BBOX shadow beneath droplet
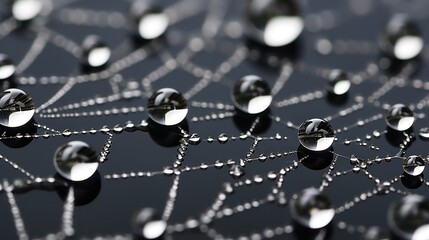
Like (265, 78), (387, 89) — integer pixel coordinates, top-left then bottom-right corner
(298, 145), (334, 170)
(378, 54), (422, 78)
(292, 221), (332, 240)
(326, 91), (349, 106)
(385, 127), (414, 148)
(232, 109), (272, 134)
(148, 118), (189, 147)
(80, 62), (109, 74)
(0, 118), (37, 148)
(0, 77), (16, 90)
(245, 37), (302, 69)
(56, 171), (102, 206)
(401, 172), (423, 189)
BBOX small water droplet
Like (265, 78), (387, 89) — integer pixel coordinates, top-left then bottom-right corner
(82, 35), (111, 68)
(218, 133), (228, 144)
(229, 165), (245, 178)
(132, 208), (167, 239)
(232, 75), (272, 114)
(327, 69), (351, 95)
(189, 133), (201, 145)
(131, 1), (169, 40)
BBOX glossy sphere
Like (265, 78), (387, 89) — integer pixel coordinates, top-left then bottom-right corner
(82, 35), (111, 68)
(0, 88), (35, 127)
(298, 118), (335, 151)
(232, 75), (272, 114)
(131, 0), (169, 40)
(403, 155), (425, 176)
(132, 208), (167, 239)
(326, 69), (350, 95)
(380, 14), (423, 60)
(244, 0), (303, 47)
(147, 88), (188, 126)
(0, 54), (15, 80)
(386, 104), (414, 131)
(53, 141), (99, 182)
(290, 187), (335, 229)
(388, 194), (429, 240)
(12, 0), (43, 21)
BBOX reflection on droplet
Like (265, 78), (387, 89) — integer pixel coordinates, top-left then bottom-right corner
(298, 118), (335, 151)
(385, 104), (414, 131)
(245, 0), (303, 47)
(131, 0), (169, 40)
(132, 208), (167, 239)
(53, 141), (99, 182)
(388, 194), (429, 240)
(12, 0), (43, 21)
(82, 35), (111, 68)
(0, 54), (15, 80)
(403, 155), (425, 176)
(326, 69), (350, 96)
(290, 187), (335, 229)
(380, 14), (423, 60)
(0, 88), (35, 128)
(419, 128), (429, 140)
(232, 75), (272, 114)
(147, 88), (188, 126)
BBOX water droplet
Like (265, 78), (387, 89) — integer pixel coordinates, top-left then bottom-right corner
(214, 160), (224, 168)
(253, 175), (263, 183)
(229, 165), (245, 178)
(0, 88), (35, 127)
(131, 1), (169, 40)
(218, 133), (228, 144)
(232, 75), (272, 114)
(267, 171), (277, 180)
(403, 155), (425, 176)
(326, 69), (351, 95)
(386, 104), (415, 131)
(258, 154), (267, 162)
(132, 208), (167, 239)
(419, 128), (429, 140)
(298, 118), (335, 151)
(53, 141), (99, 181)
(388, 195), (429, 240)
(244, 0), (303, 47)
(290, 187), (335, 229)
(12, 0), (43, 21)
(380, 14), (423, 60)
(147, 88), (188, 126)
(82, 35), (111, 68)
(0, 54), (15, 80)
(373, 130), (381, 138)
(163, 167), (174, 176)
(188, 133), (201, 145)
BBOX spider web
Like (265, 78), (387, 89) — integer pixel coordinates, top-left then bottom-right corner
(0, 0), (429, 239)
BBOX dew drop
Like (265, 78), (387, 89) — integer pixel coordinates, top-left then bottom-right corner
(0, 54), (15, 80)
(385, 104), (414, 131)
(53, 141), (99, 181)
(232, 75), (272, 114)
(403, 155), (425, 176)
(147, 88), (188, 126)
(218, 133), (228, 144)
(0, 88), (35, 128)
(131, 0), (169, 40)
(81, 35), (111, 68)
(298, 118), (335, 151)
(229, 165), (245, 178)
(132, 208), (167, 239)
(326, 69), (351, 95)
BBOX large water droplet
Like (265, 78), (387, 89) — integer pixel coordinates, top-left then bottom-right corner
(0, 54), (15, 80)
(0, 88), (35, 128)
(53, 141), (99, 182)
(12, 0), (43, 21)
(82, 35), (111, 68)
(244, 0), (303, 47)
(380, 14), (423, 60)
(298, 118), (335, 151)
(326, 69), (350, 96)
(388, 194), (429, 240)
(385, 104), (414, 131)
(132, 208), (167, 239)
(232, 75), (272, 114)
(131, 0), (169, 40)
(290, 187), (335, 229)
(403, 155), (425, 176)
(147, 88), (188, 126)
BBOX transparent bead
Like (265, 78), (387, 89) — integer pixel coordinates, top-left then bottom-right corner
(298, 118), (335, 151)
(0, 54), (15, 80)
(132, 208), (167, 239)
(147, 88), (188, 126)
(290, 187), (335, 229)
(326, 69), (350, 95)
(380, 14), (423, 60)
(0, 88), (35, 128)
(11, 0), (43, 21)
(403, 155), (425, 176)
(385, 104), (414, 131)
(53, 141), (99, 182)
(388, 194), (429, 240)
(131, 0), (169, 40)
(244, 0), (303, 47)
(81, 35), (111, 68)
(232, 75), (272, 114)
